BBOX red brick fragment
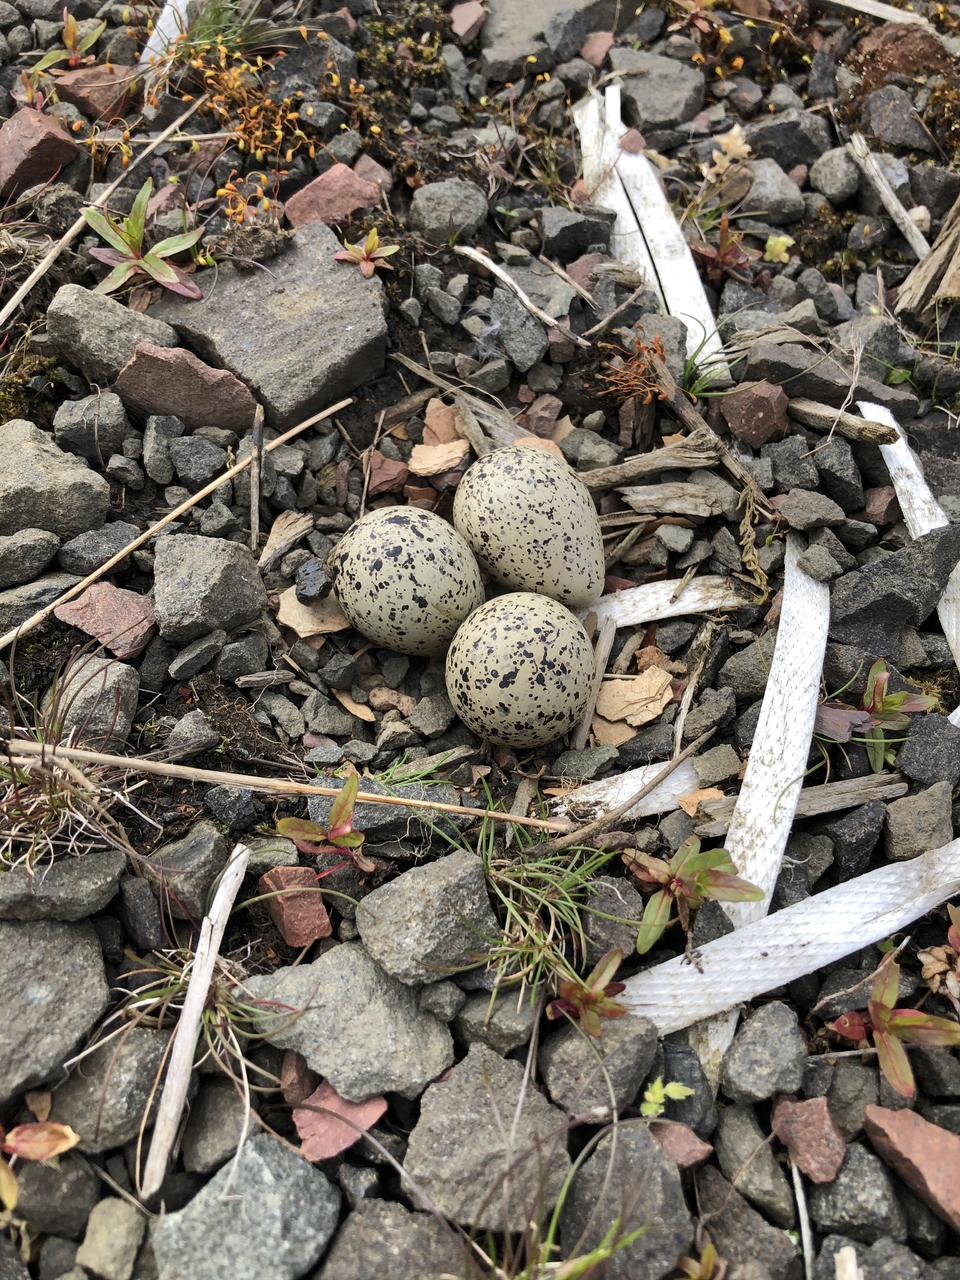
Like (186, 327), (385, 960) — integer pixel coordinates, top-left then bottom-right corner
(54, 582), (155, 659)
(0, 108), (78, 202)
(353, 153), (394, 193)
(863, 1103), (960, 1231)
(54, 64), (141, 120)
(581, 30), (615, 68)
(285, 163), (380, 228)
(719, 380), (790, 448)
(367, 451), (409, 496)
(771, 1094), (846, 1183)
(649, 1120), (714, 1169)
(860, 485), (901, 527)
(280, 1050), (321, 1106)
(114, 342), (257, 431)
(450, 0), (485, 43)
(258, 865), (332, 948)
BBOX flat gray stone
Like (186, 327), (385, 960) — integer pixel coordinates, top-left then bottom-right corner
(0, 919), (108, 1107)
(540, 1012), (658, 1118)
(714, 1103), (795, 1228)
(149, 222), (387, 430)
(0, 847), (126, 921)
(318, 1200), (463, 1280)
(884, 781), (953, 861)
(58, 521), (140, 575)
(182, 1079), (248, 1173)
(809, 1144), (907, 1244)
(608, 47), (705, 129)
(14, 1151), (100, 1239)
(582, 875), (644, 965)
(0, 420), (110, 539)
(53, 391), (131, 464)
(492, 285), (548, 371)
(153, 534), (267, 644)
(355, 849), (498, 985)
(480, 0), (618, 79)
(141, 820), (230, 920)
(453, 989), (538, 1053)
(308, 772), (468, 845)
(243, 835), (299, 878)
(244, 943), (453, 1101)
(47, 283), (178, 386)
(810, 147), (859, 203)
(76, 1198), (145, 1280)
(152, 1133), (340, 1280)
(748, 158), (804, 223)
(697, 1165), (800, 1280)
(43, 653), (139, 750)
(720, 1001), (806, 1104)
(404, 1042), (571, 1231)
(0, 528), (60, 588)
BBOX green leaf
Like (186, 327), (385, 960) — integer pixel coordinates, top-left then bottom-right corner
(83, 206), (134, 255)
(887, 1010), (960, 1046)
(31, 47), (68, 72)
(327, 773), (359, 835)
(873, 956), (901, 1010)
(78, 18), (106, 50)
(863, 725), (887, 774)
(873, 1028), (915, 1098)
(663, 1080), (695, 1100)
(636, 889), (673, 955)
(698, 871), (765, 903)
(93, 260), (141, 294)
(885, 368), (913, 386)
(125, 178), (152, 253)
(584, 948), (623, 994)
(151, 227), (205, 257)
(276, 817), (327, 841)
(670, 835), (702, 878)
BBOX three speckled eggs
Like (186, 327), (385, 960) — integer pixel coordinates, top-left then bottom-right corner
(329, 447), (605, 746)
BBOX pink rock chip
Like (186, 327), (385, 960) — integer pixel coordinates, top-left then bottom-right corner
(353, 153), (394, 194)
(0, 108), (78, 202)
(860, 485), (901, 526)
(864, 1103), (960, 1231)
(293, 1080), (387, 1160)
(281, 1049), (322, 1107)
(54, 582), (155, 659)
(771, 1094), (846, 1183)
(720, 380), (790, 448)
(367, 451), (409, 496)
(450, 0), (485, 43)
(524, 393), (563, 438)
(581, 31), (615, 68)
(258, 865), (333, 948)
(649, 1120), (714, 1169)
(285, 163), (380, 228)
(564, 252), (604, 293)
(54, 64), (141, 120)
(114, 342), (257, 432)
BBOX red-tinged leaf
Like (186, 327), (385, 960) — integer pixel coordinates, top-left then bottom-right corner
(863, 660), (888, 715)
(636, 889), (674, 955)
(698, 871), (765, 902)
(546, 996), (575, 1022)
(947, 904), (960, 952)
(334, 249), (361, 263)
(0, 1158), (16, 1211)
(94, 260), (141, 294)
(595, 996), (627, 1020)
(293, 1080), (386, 1161)
(873, 1028), (915, 1098)
(83, 206), (134, 255)
(88, 245), (131, 266)
(685, 849), (739, 876)
(358, 259), (376, 278)
(623, 851), (671, 885)
(580, 1005), (603, 1037)
(352, 850), (378, 874)
(290, 838), (330, 855)
(886, 1009), (960, 1046)
(584, 949), (623, 994)
(3, 1122), (79, 1161)
(327, 774), (359, 837)
(873, 955), (901, 1011)
(331, 830), (365, 849)
(670, 835), (702, 878)
(277, 817), (328, 842)
(832, 1010), (869, 1041)
(896, 693), (937, 714)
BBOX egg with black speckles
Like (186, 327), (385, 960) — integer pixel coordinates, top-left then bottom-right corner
(452, 447), (605, 609)
(329, 508), (484, 657)
(445, 593), (594, 748)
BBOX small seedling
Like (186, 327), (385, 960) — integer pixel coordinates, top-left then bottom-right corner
(545, 948), (627, 1037)
(764, 233), (795, 265)
(831, 955), (960, 1097)
(334, 227), (400, 278)
(690, 212), (760, 286)
(276, 773), (376, 872)
(639, 1075), (695, 1118)
(625, 835), (764, 954)
(30, 7), (105, 74)
(83, 178), (204, 299)
(678, 1242), (724, 1280)
(815, 658), (935, 772)
(917, 903), (960, 1015)
(0, 1122), (79, 1211)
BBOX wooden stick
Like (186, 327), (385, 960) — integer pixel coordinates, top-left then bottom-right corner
(581, 281), (649, 341)
(5, 738), (576, 833)
(846, 134), (931, 262)
(579, 427), (721, 490)
(0, 399), (352, 653)
(787, 397), (898, 445)
(537, 254), (598, 312)
(249, 405), (264, 555)
(895, 190), (960, 317)
(139, 842), (249, 1201)
(453, 244), (591, 349)
(569, 616), (616, 752)
(0, 96), (207, 333)
(696, 772), (907, 837)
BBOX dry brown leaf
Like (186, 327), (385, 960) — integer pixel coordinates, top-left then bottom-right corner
(409, 439), (471, 476)
(636, 646), (688, 675)
(678, 786), (725, 817)
(332, 689), (376, 722)
(591, 714), (638, 746)
(595, 668), (673, 727)
(277, 587), (351, 638)
(257, 509), (314, 570)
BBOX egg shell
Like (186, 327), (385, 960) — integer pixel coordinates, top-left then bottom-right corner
(330, 507), (484, 657)
(452, 447), (605, 608)
(445, 593), (595, 748)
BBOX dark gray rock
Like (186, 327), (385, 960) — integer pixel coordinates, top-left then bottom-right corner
(797, 545), (844, 583)
(204, 784), (259, 830)
(813, 1236), (927, 1280)
(44, 653), (139, 750)
(50, 1027), (173, 1153)
(896, 714), (960, 787)
(308, 773), (467, 845)
(809, 1143), (907, 1243)
(827, 1058), (879, 1141)
(661, 1040), (718, 1137)
(406, 692), (456, 739)
(14, 1152), (100, 1239)
(582, 875), (644, 965)
(215, 632), (269, 681)
(924, 1104), (960, 1134)
(692, 898), (735, 947)
(0, 528), (60, 588)
(0, 847), (126, 921)
(910, 164), (960, 220)
(744, 106), (832, 167)
(810, 147), (859, 202)
(778, 488), (845, 530)
(884, 781), (953, 859)
(492, 285), (548, 371)
(714, 1103), (795, 1227)
(0, 1236), (28, 1279)
(149, 222), (387, 431)
(540, 1013), (658, 1118)
(0, 420), (110, 540)
(355, 849), (498, 985)
(861, 86), (935, 153)
(38, 1235), (78, 1279)
(168, 436), (227, 491)
(58, 521), (140, 575)
(142, 414), (184, 485)
(683, 684), (737, 739)
(153, 534), (268, 644)
(820, 801), (886, 880)
(720, 1001), (806, 1103)
(409, 178), (488, 244)
(245, 943), (453, 1101)
(797, 266), (840, 322)
(718, 630), (777, 702)
(47, 283), (178, 386)
(912, 1046), (960, 1098)
(317, 1200), (463, 1280)
(141, 820), (230, 919)
(453, 988), (537, 1053)
(608, 47), (705, 129)
(53, 391), (131, 463)
(829, 526), (960, 663)
(419, 979), (466, 1022)
(748, 158), (804, 223)
(815, 437), (865, 513)
(165, 708), (220, 756)
(0, 574), (81, 633)
(404, 1042), (571, 1231)
(560, 1121), (692, 1279)
(152, 1133), (340, 1280)
(243, 835), (299, 878)
(697, 1165), (800, 1279)
(167, 630), (227, 682)
(182, 1079), (248, 1173)
(762, 435), (819, 492)
(117, 875), (165, 952)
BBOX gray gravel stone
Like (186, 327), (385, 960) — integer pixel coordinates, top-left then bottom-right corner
(243, 835), (299, 877)
(153, 534), (268, 644)
(540, 1012), (658, 1119)
(409, 178), (488, 243)
(718, 630), (777, 702)
(76, 1199), (145, 1280)
(152, 1133), (340, 1280)
(419, 979), (467, 1021)
(453, 989), (538, 1053)
(47, 284), (178, 386)
(14, 1151), (100, 1239)
(582, 875), (644, 965)
(748, 158), (804, 223)
(662, 1039), (718, 1137)
(355, 849), (497, 985)
(165, 709), (220, 756)
(168, 436), (227, 491)
(560, 1121), (693, 1279)
(720, 1001), (806, 1103)
(861, 85), (934, 153)
(150, 222), (387, 431)
(715, 1104), (795, 1227)
(58, 521), (140, 575)
(778, 488), (845, 531)
(53, 392), (131, 465)
(167, 630), (227, 682)
(814, 1236), (926, 1280)
(404, 1042), (571, 1232)
(810, 147), (860, 202)
(117, 875), (164, 952)
(406, 692), (456, 739)
(44, 653), (139, 750)
(912, 1046), (960, 1097)
(308, 773), (468, 845)
(821, 801), (886, 880)
(744, 106), (832, 168)
(38, 1236), (78, 1279)
(696, 1165), (800, 1280)
(245, 943), (453, 1101)
(0, 420), (110, 539)
(50, 1028), (174, 1153)
(318, 1200), (463, 1280)
(809, 1143), (907, 1243)
(896, 714), (960, 787)
(182, 1079), (248, 1173)
(0, 847), (126, 921)
(884, 781), (953, 860)
(141, 820), (230, 919)
(492, 285), (548, 371)
(609, 46), (705, 129)
(142, 414), (184, 485)
(0, 528), (60, 588)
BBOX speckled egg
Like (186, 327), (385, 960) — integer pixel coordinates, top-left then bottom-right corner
(445, 593), (594, 748)
(330, 508), (484, 657)
(452, 447), (605, 608)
